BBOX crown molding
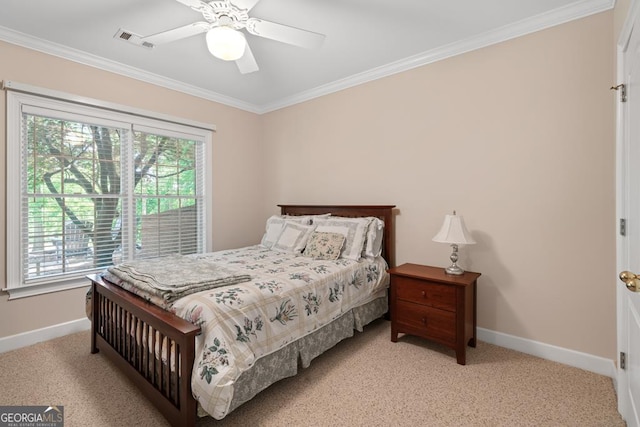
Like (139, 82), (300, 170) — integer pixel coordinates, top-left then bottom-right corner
(259, 0), (615, 113)
(0, 26), (261, 114)
(0, 0), (615, 115)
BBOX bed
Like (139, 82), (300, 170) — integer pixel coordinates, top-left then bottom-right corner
(88, 204), (395, 426)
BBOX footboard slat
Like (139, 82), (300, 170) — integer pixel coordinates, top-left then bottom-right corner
(172, 344), (179, 404)
(89, 274), (200, 427)
(150, 325), (156, 387)
(158, 330), (165, 394)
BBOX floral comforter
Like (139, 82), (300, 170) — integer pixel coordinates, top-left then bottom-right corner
(164, 245), (389, 419)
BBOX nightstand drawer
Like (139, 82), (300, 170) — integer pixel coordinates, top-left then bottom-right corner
(394, 276), (456, 311)
(395, 300), (456, 344)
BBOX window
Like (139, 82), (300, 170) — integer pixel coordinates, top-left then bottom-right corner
(5, 86), (213, 298)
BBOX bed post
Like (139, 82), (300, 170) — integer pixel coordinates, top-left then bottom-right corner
(91, 281), (99, 354)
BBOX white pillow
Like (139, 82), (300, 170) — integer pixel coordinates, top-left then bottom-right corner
(313, 217), (370, 261)
(284, 213), (331, 224)
(272, 222), (316, 254)
(363, 217), (385, 259)
(261, 215), (310, 248)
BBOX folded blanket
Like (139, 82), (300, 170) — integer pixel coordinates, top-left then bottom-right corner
(107, 254), (251, 306)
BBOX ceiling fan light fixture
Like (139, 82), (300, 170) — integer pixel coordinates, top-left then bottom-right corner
(206, 26), (246, 61)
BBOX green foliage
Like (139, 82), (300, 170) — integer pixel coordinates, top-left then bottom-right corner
(25, 113), (200, 271)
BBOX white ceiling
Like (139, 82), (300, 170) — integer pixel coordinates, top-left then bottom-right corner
(0, 0), (613, 113)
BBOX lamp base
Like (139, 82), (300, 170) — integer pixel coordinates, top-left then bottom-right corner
(444, 243), (465, 275)
(444, 265), (465, 275)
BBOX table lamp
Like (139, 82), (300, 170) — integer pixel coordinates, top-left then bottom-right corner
(432, 211), (476, 275)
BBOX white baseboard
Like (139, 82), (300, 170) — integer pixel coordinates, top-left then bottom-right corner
(478, 327), (617, 379)
(0, 318), (91, 354)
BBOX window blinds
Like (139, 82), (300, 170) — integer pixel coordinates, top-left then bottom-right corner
(6, 89), (210, 293)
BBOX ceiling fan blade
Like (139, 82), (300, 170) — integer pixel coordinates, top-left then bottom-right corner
(142, 22), (211, 45)
(175, 0), (214, 15)
(246, 18), (325, 49)
(236, 43), (259, 74)
(175, 0), (206, 10)
(230, 0), (261, 12)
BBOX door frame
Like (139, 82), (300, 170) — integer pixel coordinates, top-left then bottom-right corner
(617, 0), (640, 423)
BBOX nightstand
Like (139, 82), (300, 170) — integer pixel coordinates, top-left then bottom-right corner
(389, 263), (481, 365)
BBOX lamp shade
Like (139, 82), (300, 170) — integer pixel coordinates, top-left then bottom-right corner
(206, 26), (246, 61)
(432, 213), (476, 245)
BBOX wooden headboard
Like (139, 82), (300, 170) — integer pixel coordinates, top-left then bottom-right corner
(278, 204), (396, 268)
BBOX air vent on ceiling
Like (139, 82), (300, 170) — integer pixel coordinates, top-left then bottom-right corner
(114, 28), (155, 49)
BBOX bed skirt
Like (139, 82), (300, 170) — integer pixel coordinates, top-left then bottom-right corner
(214, 294), (387, 417)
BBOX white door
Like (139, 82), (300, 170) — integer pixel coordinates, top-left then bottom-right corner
(618, 2), (640, 425)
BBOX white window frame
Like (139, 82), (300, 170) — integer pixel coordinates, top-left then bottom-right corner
(4, 81), (214, 299)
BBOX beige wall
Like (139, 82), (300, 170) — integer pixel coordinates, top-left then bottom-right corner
(0, 9), (620, 361)
(614, 0), (631, 38)
(262, 11), (616, 359)
(0, 41), (266, 337)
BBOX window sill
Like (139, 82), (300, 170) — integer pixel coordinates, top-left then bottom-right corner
(3, 278), (91, 300)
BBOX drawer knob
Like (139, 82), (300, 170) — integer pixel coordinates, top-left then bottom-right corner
(421, 317), (427, 325)
(421, 291), (426, 298)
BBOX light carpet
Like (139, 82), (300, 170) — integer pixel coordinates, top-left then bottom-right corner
(0, 319), (624, 426)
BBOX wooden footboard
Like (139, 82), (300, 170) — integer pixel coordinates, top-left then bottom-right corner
(89, 274), (200, 427)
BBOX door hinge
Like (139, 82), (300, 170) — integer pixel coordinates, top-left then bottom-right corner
(611, 84), (627, 102)
(620, 218), (627, 236)
(621, 351), (626, 370)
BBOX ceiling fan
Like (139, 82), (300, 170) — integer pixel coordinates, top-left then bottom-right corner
(141, 0), (326, 74)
